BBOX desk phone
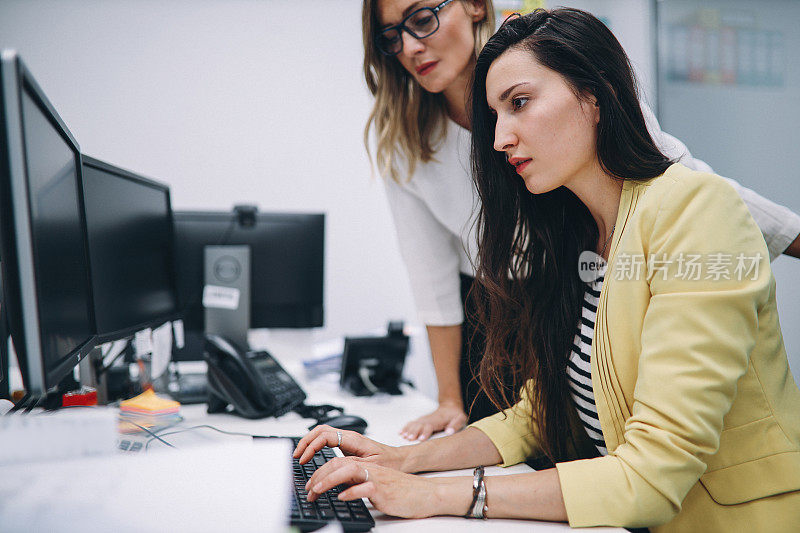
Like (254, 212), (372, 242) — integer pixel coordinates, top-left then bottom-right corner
(204, 334), (307, 419)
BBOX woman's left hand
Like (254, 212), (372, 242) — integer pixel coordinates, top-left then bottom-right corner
(305, 456), (445, 519)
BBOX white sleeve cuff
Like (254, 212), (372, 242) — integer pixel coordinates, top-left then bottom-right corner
(415, 308), (464, 327)
(720, 175), (800, 260)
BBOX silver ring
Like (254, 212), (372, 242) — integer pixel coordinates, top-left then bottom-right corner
(363, 469), (369, 483)
(336, 430), (342, 447)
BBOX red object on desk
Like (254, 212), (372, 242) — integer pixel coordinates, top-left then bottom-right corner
(62, 387), (98, 407)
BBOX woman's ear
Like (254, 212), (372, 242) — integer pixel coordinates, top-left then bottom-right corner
(581, 91), (601, 125)
(466, 0), (488, 22)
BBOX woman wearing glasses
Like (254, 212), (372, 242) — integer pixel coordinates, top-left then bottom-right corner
(296, 9), (800, 530)
(363, 0), (800, 442)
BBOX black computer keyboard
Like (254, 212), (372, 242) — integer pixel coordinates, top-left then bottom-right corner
(290, 438), (375, 532)
(117, 438), (144, 453)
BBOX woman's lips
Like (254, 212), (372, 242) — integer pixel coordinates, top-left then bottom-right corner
(515, 159), (532, 174)
(416, 61), (438, 76)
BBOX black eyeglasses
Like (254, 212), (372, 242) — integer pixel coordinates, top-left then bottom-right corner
(375, 0), (457, 56)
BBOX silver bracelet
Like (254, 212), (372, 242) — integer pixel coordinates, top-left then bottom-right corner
(467, 466), (488, 519)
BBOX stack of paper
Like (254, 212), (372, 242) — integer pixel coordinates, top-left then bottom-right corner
(0, 440), (292, 532)
(118, 389), (181, 434)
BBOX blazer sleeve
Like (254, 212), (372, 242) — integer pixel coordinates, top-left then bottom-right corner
(467, 382), (542, 466)
(641, 101), (800, 260)
(556, 173), (773, 528)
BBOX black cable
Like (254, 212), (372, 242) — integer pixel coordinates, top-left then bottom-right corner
(144, 423), (269, 451)
(6, 392), (31, 414)
(21, 393), (46, 414)
(292, 402), (344, 421)
(399, 378), (415, 388)
(128, 420), (177, 449)
(95, 339), (131, 378)
(217, 213), (239, 248)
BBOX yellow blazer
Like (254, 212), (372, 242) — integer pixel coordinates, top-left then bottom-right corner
(470, 164), (800, 531)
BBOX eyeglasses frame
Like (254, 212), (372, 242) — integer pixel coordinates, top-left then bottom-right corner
(375, 0), (457, 56)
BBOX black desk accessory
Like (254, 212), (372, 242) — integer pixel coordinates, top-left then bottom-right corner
(340, 321), (409, 396)
(204, 334), (307, 419)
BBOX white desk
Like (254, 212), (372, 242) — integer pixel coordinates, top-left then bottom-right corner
(3, 331), (622, 532)
(160, 345), (623, 533)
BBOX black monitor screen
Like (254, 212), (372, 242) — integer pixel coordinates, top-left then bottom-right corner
(82, 157), (178, 339)
(173, 211), (324, 337)
(21, 87), (94, 382)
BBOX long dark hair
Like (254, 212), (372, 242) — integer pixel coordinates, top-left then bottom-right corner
(470, 8), (672, 463)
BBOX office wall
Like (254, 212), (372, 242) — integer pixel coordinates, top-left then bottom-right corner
(3, 0), (796, 393)
(0, 0), (417, 345)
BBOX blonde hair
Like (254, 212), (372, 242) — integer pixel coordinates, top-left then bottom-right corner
(362, 0), (496, 183)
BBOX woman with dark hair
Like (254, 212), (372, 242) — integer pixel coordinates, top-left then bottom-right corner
(363, 0), (800, 444)
(294, 8), (800, 530)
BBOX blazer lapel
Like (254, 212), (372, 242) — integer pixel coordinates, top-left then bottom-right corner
(590, 180), (645, 452)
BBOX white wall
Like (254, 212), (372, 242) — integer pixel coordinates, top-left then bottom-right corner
(556, 0), (657, 105)
(0, 0), (417, 347)
(3, 0), (797, 393)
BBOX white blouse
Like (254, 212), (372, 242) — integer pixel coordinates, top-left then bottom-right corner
(383, 103), (800, 326)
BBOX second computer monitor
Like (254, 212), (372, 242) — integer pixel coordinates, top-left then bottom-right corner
(81, 156), (180, 341)
(173, 211), (324, 340)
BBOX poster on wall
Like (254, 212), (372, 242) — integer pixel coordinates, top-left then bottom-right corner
(666, 8), (785, 87)
(494, 0), (546, 28)
(493, 2), (611, 31)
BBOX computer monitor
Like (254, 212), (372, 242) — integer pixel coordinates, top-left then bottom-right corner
(81, 155), (180, 342)
(172, 210), (324, 360)
(0, 51), (97, 395)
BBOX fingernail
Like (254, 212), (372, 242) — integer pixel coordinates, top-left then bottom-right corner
(445, 428), (455, 435)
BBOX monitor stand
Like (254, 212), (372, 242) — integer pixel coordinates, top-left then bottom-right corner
(78, 346), (108, 405)
(203, 245), (251, 411)
(203, 245), (251, 349)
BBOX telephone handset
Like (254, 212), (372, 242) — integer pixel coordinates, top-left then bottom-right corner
(204, 334), (307, 419)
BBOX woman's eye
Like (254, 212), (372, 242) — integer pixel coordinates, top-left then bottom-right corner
(415, 15), (433, 26)
(511, 97), (529, 111)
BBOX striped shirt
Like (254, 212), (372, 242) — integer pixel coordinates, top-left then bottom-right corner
(567, 265), (608, 456)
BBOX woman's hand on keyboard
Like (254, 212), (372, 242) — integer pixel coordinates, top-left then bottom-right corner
(293, 425), (412, 472)
(305, 458), (448, 519)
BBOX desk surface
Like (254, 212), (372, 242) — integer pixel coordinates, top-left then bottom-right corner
(163, 349), (623, 533)
(4, 332), (622, 531)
